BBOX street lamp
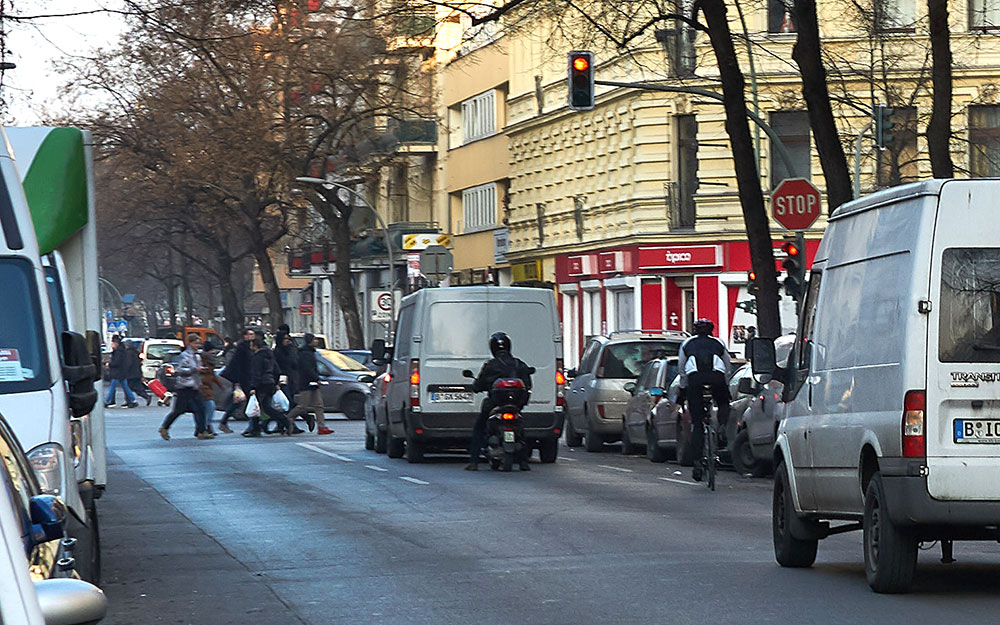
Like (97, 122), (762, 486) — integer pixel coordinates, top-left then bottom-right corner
(294, 176), (395, 340)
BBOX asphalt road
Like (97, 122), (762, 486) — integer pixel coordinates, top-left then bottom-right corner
(98, 405), (1000, 625)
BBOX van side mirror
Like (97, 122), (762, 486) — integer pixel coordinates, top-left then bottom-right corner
(737, 376), (756, 396)
(29, 495), (66, 544)
(370, 339), (386, 361)
(61, 331), (98, 418)
(34, 578), (108, 625)
(749, 337), (776, 384)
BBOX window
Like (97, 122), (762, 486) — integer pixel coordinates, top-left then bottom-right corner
(0, 259), (51, 394)
(596, 341), (681, 379)
(939, 248), (1000, 363)
(970, 0), (1000, 28)
(770, 111), (811, 187)
(658, 360), (679, 388)
(636, 361), (660, 391)
(876, 107), (919, 187)
(461, 183), (497, 232)
(578, 340), (601, 374)
(675, 114), (698, 229)
(970, 106), (1000, 177)
(768, 0), (795, 32)
(796, 272), (822, 372)
(614, 290), (634, 331)
(876, 0), (916, 30)
(394, 307), (414, 360)
(461, 90), (496, 144)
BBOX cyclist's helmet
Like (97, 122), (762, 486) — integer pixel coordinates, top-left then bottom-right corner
(693, 318), (715, 336)
(489, 332), (512, 356)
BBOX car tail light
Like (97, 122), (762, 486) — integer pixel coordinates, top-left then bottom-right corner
(382, 373), (390, 397)
(902, 390), (926, 458)
(556, 359), (566, 410)
(502, 412), (516, 420)
(165, 364), (175, 375)
(597, 404), (606, 418)
(409, 360), (420, 407)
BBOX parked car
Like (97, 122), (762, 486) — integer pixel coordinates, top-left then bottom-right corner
(290, 333), (328, 349)
(339, 349), (374, 369)
(565, 330), (688, 452)
(621, 358), (677, 457)
(316, 349), (374, 420)
(141, 339), (183, 380)
(364, 371), (390, 452)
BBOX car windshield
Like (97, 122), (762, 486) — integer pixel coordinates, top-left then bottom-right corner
(146, 344), (180, 360)
(597, 341), (680, 379)
(318, 349), (369, 371)
(940, 247), (1000, 362)
(0, 258), (50, 394)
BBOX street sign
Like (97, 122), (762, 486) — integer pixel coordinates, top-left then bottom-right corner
(771, 178), (821, 231)
(370, 290), (395, 323)
(419, 245), (453, 282)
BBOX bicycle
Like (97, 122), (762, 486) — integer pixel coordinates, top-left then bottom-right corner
(698, 384), (718, 491)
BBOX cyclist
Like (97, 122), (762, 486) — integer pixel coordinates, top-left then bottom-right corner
(677, 318), (731, 482)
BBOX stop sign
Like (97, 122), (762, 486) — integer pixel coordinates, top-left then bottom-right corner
(771, 178), (821, 231)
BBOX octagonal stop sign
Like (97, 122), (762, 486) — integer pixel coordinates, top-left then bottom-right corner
(771, 178), (821, 231)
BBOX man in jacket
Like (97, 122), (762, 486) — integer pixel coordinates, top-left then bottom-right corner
(158, 333), (211, 440)
(105, 335), (138, 408)
(286, 334), (332, 435)
(274, 330), (300, 412)
(124, 340), (151, 406)
(466, 332), (534, 471)
(220, 327), (256, 433)
(243, 337), (291, 437)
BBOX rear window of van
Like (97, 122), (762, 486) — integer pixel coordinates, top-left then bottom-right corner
(940, 247), (1000, 362)
(424, 301), (554, 367)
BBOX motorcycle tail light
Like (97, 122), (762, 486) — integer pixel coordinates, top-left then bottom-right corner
(502, 413), (516, 420)
(495, 379), (525, 388)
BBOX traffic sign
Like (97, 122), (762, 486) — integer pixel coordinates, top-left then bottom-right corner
(419, 245), (453, 282)
(370, 290), (395, 323)
(771, 178), (821, 231)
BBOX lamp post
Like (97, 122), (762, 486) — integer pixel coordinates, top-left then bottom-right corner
(294, 176), (396, 340)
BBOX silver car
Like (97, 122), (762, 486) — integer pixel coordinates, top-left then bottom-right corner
(621, 358), (679, 457)
(364, 371), (390, 452)
(564, 331), (687, 452)
(730, 336), (795, 477)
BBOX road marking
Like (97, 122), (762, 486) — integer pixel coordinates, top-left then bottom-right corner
(598, 464), (633, 473)
(297, 442), (354, 462)
(399, 476), (429, 485)
(658, 477), (698, 487)
(365, 465), (388, 472)
(557, 457), (577, 462)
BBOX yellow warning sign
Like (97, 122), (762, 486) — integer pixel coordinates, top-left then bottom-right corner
(403, 233), (451, 250)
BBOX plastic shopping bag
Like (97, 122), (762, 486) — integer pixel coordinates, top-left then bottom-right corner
(272, 389), (290, 412)
(232, 385), (247, 405)
(245, 394), (261, 418)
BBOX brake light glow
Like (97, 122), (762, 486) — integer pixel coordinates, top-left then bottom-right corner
(495, 379), (525, 388)
(556, 358), (566, 410)
(165, 364), (175, 375)
(502, 413), (516, 420)
(382, 373), (390, 397)
(409, 360), (420, 407)
(902, 390), (926, 458)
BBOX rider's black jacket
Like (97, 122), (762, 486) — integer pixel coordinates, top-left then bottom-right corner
(471, 350), (533, 395)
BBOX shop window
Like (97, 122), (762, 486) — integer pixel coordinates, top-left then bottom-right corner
(768, 0), (795, 33)
(970, 0), (1000, 29)
(674, 114), (698, 229)
(876, 107), (919, 187)
(461, 182), (497, 232)
(970, 105), (1000, 177)
(461, 90), (496, 144)
(875, 0), (917, 31)
(770, 111), (811, 188)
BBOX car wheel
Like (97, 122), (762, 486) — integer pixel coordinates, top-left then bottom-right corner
(340, 393), (365, 420)
(676, 419), (693, 466)
(365, 430), (375, 450)
(374, 425), (387, 454)
(405, 433), (425, 463)
(864, 472), (918, 593)
(621, 420), (639, 455)
(538, 438), (559, 463)
(565, 416), (584, 447)
(74, 500), (101, 586)
(584, 428), (603, 452)
(646, 425), (668, 463)
(732, 428), (767, 477)
(772, 461), (819, 568)
(387, 431), (405, 458)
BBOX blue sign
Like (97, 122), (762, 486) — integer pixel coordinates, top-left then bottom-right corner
(116, 320), (128, 335)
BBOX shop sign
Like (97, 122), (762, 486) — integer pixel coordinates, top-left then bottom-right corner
(512, 261), (542, 283)
(637, 244), (721, 270)
(567, 254), (596, 276)
(494, 228), (510, 264)
(598, 251), (626, 273)
(299, 304), (314, 316)
(403, 233), (451, 250)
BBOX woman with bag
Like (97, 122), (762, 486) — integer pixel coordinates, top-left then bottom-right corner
(242, 337), (292, 437)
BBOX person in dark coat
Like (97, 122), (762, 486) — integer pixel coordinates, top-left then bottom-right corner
(286, 334), (331, 434)
(105, 335), (138, 408)
(273, 330), (300, 404)
(219, 327), (256, 433)
(243, 337), (291, 437)
(124, 341), (151, 405)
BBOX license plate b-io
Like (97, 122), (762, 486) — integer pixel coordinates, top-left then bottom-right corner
(954, 418), (1000, 443)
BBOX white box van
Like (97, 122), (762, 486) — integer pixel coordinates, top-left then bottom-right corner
(753, 179), (1000, 593)
(377, 287), (563, 464)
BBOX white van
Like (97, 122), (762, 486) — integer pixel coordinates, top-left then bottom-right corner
(752, 179), (1000, 593)
(376, 287), (563, 464)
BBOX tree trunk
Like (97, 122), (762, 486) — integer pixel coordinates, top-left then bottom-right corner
(182, 272), (194, 327)
(792, 0), (854, 211)
(252, 245), (285, 331)
(215, 253), (244, 339)
(927, 0), (954, 178)
(699, 0), (782, 338)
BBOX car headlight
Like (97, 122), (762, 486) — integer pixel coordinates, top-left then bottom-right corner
(28, 444), (65, 497)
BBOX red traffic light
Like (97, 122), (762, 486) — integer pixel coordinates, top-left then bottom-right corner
(748, 270), (757, 282)
(572, 56), (590, 72)
(782, 242), (800, 256)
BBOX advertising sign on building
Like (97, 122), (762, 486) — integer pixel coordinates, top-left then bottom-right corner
(402, 233), (452, 251)
(637, 245), (722, 270)
(493, 228), (510, 264)
(511, 261), (542, 283)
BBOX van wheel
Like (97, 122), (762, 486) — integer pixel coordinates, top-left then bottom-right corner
(621, 421), (639, 455)
(405, 434), (425, 463)
(864, 472), (917, 593)
(374, 426), (387, 454)
(772, 461), (818, 568)
(565, 417), (583, 447)
(387, 433), (405, 458)
(647, 426), (668, 463)
(732, 429), (767, 477)
(539, 438), (559, 463)
(73, 500), (101, 586)
(585, 429), (603, 452)
(676, 420), (693, 466)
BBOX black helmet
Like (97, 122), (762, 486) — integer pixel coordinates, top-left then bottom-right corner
(693, 318), (714, 336)
(489, 332), (512, 356)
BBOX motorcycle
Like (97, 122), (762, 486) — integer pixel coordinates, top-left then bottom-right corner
(462, 369), (532, 472)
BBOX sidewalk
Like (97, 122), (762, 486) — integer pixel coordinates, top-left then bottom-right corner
(99, 452), (305, 625)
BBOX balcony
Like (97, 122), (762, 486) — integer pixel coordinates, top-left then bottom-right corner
(356, 119), (437, 161)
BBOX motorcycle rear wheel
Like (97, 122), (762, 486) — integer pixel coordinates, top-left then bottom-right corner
(502, 451), (514, 472)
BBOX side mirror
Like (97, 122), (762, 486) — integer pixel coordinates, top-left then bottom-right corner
(737, 377), (756, 396)
(749, 337), (777, 383)
(623, 381), (637, 394)
(34, 578), (108, 625)
(566, 368), (578, 378)
(370, 339), (386, 361)
(461, 369), (475, 379)
(357, 374), (375, 384)
(649, 387), (663, 397)
(61, 332), (98, 418)
(29, 495), (66, 544)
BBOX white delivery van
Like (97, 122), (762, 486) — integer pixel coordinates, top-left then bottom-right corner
(0, 128), (102, 584)
(376, 286), (563, 464)
(752, 179), (1000, 593)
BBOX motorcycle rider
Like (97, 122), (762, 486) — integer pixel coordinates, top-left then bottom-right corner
(677, 318), (731, 482)
(465, 332), (534, 472)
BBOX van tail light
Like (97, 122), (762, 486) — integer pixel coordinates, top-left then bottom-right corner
(409, 360), (420, 407)
(902, 390), (926, 458)
(597, 404), (606, 418)
(382, 373), (390, 397)
(556, 359), (566, 410)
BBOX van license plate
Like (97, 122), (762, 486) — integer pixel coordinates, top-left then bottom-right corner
(429, 392), (472, 403)
(954, 419), (1000, 444)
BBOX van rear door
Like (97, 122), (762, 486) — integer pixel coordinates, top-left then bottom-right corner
(485, 293), (556, 413)
(926, 181), (1000, 500)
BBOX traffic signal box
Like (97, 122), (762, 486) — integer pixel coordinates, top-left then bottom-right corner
(782, 240), (806, 302)
(875, 104), (895, 150)
(568, 51), (595, 111)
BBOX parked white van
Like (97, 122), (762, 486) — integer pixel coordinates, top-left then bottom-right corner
(375, 287), (563, 464)
(752, 179), (1000, 593)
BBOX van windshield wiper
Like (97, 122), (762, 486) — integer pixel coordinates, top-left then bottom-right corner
(972, 343), (1000, 351)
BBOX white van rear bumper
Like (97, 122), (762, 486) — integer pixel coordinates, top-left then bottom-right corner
(881, 459), (1000, 529)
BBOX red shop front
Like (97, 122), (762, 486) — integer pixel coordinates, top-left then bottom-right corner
(554, 240), (817, 365)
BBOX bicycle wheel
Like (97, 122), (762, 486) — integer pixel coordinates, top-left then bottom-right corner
(707, 424), (717, 491)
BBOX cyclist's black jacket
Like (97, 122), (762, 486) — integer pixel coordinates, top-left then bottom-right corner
(677, 334), (731, 389)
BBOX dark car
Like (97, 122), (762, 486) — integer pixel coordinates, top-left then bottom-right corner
(316, 350), (374, 420)
(364, 371), (390, 452)
(621, 358), (679, 458)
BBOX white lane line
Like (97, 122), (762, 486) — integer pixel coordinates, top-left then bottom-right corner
(399, 476), (429, 485)
(659, 477), (699, 487)
(297, 442), (355, 462)
(558, 457), (578, 462)
(365, 465), (388, 472)
(598, 464), (634, 473)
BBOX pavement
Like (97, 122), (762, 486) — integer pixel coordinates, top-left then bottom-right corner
(97, 404), (1000, 625)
